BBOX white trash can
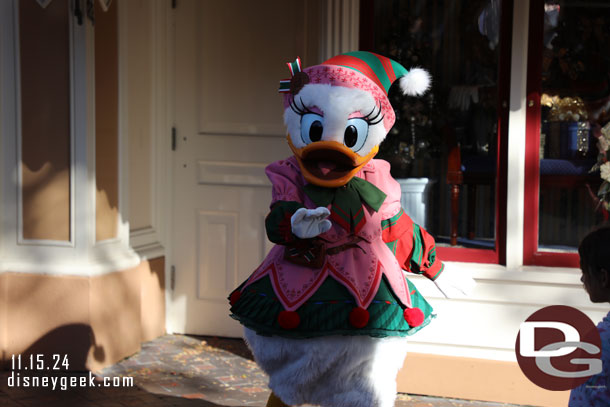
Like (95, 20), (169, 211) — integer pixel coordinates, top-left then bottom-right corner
(396, 178), (435, 229)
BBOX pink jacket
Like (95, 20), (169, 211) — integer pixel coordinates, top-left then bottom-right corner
(239, 157), (414, 312)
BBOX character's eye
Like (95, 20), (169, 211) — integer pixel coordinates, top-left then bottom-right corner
(301, 113), (324, 145)
(344, 118), (368, 152)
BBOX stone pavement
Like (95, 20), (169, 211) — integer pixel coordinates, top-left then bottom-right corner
(1, 334), (530, 407)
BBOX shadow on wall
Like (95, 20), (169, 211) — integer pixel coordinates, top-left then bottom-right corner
(2, 323), (104, 372)
(0, 259), (166, 372)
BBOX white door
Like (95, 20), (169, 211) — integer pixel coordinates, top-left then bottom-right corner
(169, 0), (323, 336)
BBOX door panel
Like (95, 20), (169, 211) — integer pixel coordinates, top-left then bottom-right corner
(197, 1), (308, 136)
(196, 211), (238, 300)
(172, 0), (322, 336)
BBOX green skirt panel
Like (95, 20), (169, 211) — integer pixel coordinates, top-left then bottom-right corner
(229, 274), (434, 339)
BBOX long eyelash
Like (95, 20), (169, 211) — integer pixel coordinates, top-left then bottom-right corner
(289, 97), (312, 116)
(363, 103), (384, 126)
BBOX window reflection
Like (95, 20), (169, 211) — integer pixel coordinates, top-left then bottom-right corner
(538, 0), (610, 251)
(372, 0), (503, 250)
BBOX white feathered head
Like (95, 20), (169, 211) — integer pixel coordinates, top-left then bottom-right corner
(279, 52), (431, 187)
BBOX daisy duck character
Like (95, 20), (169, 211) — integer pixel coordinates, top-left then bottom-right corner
(229, 51), (475, 407)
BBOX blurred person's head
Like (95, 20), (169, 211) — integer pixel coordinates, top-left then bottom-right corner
(579, 225), (610, 303)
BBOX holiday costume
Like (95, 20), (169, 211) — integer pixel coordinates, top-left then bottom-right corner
(228, 51), (474, 407)
(231, 156), (438, 338)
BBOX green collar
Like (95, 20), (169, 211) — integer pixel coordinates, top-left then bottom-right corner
(304, 177), (386, 232)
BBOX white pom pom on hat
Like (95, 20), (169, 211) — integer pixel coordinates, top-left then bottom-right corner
(398, 67), (431, 96)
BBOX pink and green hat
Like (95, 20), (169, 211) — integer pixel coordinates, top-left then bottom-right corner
(279, 51), (431, 131)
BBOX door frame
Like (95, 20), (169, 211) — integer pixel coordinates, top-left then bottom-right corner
(163, 0), (361, 334)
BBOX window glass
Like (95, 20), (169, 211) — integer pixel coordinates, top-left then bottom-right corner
(538, 0), (609, 251)
(19, 0), (71, 241)
(370, 0), (505, 252)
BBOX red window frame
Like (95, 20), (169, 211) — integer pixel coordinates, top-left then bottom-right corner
(523, 0), (580, 268)
(359, 0), (512, 265)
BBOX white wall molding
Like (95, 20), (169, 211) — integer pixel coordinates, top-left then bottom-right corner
(117, 0), (131, 246)
(0, 1), (16, 266)
(130, 226), (165, 260)
(198, 124), (287, 138)
(406, 342), (518, 362)
(322, 0), (360, 60)
(126, 0), (170, 260)
(446, 261), (581, 285)
(505, 0), (530, 269)
(164, 0), (177, 334)
(403, 260), (606, 362)
(0, 246), (140, 276)
(151, 0), (171, 260)
(197, 161), (270, 187)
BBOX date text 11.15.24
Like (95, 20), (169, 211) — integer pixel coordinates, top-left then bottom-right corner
(11, 354), (69, 371)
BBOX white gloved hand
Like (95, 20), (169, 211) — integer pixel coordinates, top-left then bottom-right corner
(291, 207), (332, 239)
(433, 265), (476, 299)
